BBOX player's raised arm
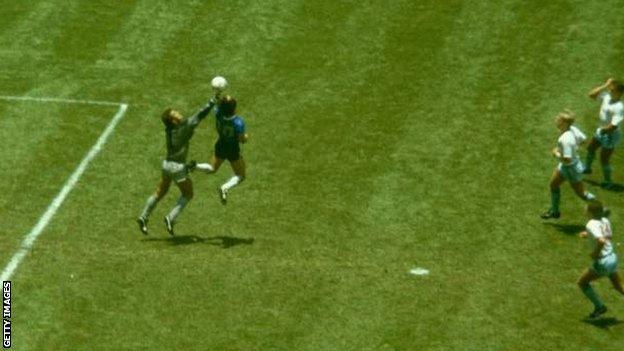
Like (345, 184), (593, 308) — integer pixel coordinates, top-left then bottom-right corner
(588, 78), (614, 99)
(187, 95), (218, 127)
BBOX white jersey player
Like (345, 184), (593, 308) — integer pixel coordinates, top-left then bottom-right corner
(541, 111), (595, 219)
(577, 201), (624, 319)
(583, 78), (624, 188)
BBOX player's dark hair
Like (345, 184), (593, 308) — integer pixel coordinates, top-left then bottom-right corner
(612, 80), (624, 94)
(587, 200), (604, 219)
(161, 108), (174, 126)
(219, 95), (237, 116)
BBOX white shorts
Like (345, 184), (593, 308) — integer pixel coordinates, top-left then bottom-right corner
(557, 161), (584, 183)
(162, 160), (189, 183)
(590, 253), (618, 277)
(595, 128), (621, 149)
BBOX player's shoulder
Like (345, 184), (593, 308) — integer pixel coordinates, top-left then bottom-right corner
(233, 115), (245, 125)
(586, 219), (601, 231)
(560, 130), (576, 143)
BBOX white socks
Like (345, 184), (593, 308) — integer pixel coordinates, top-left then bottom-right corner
(222, 175), (243, 191)
(196, 163), (214, 173)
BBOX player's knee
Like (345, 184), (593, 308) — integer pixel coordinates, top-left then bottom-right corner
(185, 189), (194, 199)
(156, 187), (169, 199)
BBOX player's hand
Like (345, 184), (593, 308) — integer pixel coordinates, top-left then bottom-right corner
(213, 88), (222, 100)
(606, 78), (615, 87)
(579, 230), (588, 238)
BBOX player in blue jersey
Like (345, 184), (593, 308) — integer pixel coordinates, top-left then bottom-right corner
(195, 95), (249, 204)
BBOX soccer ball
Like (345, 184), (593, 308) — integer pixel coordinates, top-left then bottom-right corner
(211, 76), (228, 90)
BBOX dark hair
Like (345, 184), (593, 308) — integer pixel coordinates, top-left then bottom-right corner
(587, 200), (604, 218)
(219, 95), (237, 116)
(612, 80), (624, 94)
(161, 108), (174, 126)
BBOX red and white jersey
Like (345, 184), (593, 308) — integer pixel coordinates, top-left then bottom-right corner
(586, 217), (614, 258)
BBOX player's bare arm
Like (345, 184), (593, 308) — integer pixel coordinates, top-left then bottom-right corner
(590, 237), (606, 259)
(588, 78), (614, 99)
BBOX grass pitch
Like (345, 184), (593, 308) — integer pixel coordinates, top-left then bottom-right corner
(2, 1), (624, 350)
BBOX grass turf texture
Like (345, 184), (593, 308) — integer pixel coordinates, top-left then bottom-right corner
(2, 0), (624, 349)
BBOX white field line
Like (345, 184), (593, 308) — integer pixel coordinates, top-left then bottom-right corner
(1, 102), (129, 282)
(0, 95), (123, 107)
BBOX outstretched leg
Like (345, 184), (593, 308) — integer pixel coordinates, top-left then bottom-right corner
(197, 154), (224, 174)
(578, 268), (607, 318)
(218, 158), (246, 205)
(542, 168), (564, 218)
(570, 181), (595, 201)
(609, 271), (624, 296)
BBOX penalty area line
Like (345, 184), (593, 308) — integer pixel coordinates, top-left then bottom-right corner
(0, 103), (129, 282)
(0, 95), (124, 107)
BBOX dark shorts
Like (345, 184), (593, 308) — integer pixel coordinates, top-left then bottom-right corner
(215, 140), (241, 162)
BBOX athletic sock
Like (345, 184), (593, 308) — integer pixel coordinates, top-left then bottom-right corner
(222, 175), (243, 191)
(140, 195), (159, 220)
(167, 196), (190, 222)
(581, 284), (605, 309)
(585, 152), (595, 170)
(602, 164), (613, 183)
(583, 191), (596, 201)
(550, 189), (561, 213)
(196, 163), (214, 173)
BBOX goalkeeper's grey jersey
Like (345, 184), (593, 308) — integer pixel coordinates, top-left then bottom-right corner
(165, 101), (215, 162)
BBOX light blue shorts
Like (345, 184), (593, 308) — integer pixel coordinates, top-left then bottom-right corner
(590, 253), (618, 277)
(595, 128), (621, 149)
(558, 161), (584, 183)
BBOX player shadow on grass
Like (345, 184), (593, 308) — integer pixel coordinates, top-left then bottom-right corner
(582, 317), (622, 329)
(542, 222), (585, 236)
(142, 235), (254, 248)
(584, 179), (624, 192)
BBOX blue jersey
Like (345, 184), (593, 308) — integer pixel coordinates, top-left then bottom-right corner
(215, 106), (245, 145)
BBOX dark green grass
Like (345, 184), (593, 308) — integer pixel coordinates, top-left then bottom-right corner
(2, 0), (624, 350)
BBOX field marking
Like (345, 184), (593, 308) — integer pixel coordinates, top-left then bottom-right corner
(0, 102), (128, 282)
(0, 95), (124, 107)
(409, 267), (430, 276)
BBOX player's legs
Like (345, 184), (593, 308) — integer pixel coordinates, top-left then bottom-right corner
(609, 271), (624, 296)
(541, 168), (564, 218)
(137, 175), (172, 235)
(584, 137), (600, 173)
(570, 181), (595, 201)
(139, 175), (171, 221)
(197, 154), (225, 174)
(216, 158), (246, 205)
(578, 268), (607, 317)
(166, 178), (194, 222)
(600, 147), (615, 186)
(222, 158), (246, 191)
